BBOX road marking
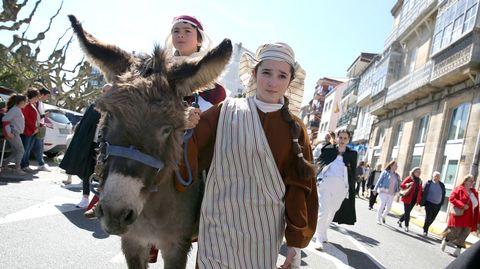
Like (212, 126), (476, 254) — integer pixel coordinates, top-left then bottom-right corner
(110, 252), (125, 263)
(336, 225), (387, 269)
(0, 196), (80, 224)
(305, 242), (352, 269)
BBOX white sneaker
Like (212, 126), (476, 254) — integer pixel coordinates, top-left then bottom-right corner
(441, 239), (447, 252)
(453, 247), (461, 257)
(37, 164), (51, 172)
(313, 241), (324, 251)
(76, 197), (89, 208)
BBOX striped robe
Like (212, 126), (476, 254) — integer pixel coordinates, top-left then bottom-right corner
(198, 97), (285, 268)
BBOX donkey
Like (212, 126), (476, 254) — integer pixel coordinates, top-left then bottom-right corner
(68, 15), (232, 268)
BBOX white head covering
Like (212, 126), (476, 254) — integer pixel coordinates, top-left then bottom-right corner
(239, 42), (306, 115)
(164, 15), (213, 63)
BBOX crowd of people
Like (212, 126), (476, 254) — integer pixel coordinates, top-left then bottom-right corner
(1, 87), (51, 175)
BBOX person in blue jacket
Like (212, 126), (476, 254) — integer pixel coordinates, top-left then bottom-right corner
(373, 160), (400, 225)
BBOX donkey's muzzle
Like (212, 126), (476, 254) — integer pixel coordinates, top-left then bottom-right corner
(96, 202), (138, 235)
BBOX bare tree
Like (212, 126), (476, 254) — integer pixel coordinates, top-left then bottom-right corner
(0, 0), (104, 111)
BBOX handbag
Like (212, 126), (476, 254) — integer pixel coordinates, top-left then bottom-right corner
(399, 183), (413, 197)
(451, 206), (465, 216)
(35, 126), (47, 139)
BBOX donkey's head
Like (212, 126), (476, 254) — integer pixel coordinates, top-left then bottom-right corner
(68, 15), (232, 235)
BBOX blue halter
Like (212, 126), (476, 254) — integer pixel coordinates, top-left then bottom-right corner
(174, 93), (199, 187)
(105, 143), (165, 171)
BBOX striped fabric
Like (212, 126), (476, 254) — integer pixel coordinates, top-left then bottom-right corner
(198, 97), (286, 269)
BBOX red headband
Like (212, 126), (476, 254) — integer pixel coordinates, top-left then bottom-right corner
(172, 15), (204, 31)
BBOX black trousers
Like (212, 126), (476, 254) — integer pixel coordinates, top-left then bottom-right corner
(82, 176), (90, 196)
(423, 201), (441, 233)
(399, 202), (416, 227)
(369, 189), (378, 208)
(356, 180), (366, 195)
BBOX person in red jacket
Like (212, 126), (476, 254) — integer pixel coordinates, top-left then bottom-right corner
(441, 175), (479, 257)
(397, 167), (423, 232)
(20, 88), (40, 172)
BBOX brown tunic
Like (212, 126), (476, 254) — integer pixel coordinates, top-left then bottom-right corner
(182, 101), (318, 248)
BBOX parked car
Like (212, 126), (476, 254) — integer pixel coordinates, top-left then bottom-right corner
(57, 108), (83, 127)
(43, 104), (73, 157)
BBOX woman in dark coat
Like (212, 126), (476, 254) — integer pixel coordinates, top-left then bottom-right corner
(314, 129), (357, 251)
(59, 103), (100, 207)
(59, 84), (112, 208)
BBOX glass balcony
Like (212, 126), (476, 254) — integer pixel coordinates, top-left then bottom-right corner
(430, 31), (480, 87)
(384, 0), (437, 49)
(384, 61), (433, 106)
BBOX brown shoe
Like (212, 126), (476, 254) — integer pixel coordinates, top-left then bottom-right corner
(84, 205), (97, 219)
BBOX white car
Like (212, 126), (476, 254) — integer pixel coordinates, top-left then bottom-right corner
(43, 104), (73, 157)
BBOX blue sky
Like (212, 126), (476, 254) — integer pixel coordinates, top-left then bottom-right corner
(1, 0), (396, 104)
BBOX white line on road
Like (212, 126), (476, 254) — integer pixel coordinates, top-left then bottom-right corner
(0, 196), (80, 225)
(336, 225), (387, 269)
(305, 242), (352, 269)
(110, 252), (126, 263)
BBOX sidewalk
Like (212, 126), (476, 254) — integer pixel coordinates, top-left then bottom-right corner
(369, 196), (480, 247)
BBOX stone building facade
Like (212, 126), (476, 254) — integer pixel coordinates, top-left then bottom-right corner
(366, 0), (480, 219)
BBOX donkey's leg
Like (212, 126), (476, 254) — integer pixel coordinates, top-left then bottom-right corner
(121, 237), (149, 269)
(159, 238), (192, 269)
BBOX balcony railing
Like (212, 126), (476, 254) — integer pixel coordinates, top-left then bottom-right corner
(370, 95), (386, 116)
(336, 107), (359, 128)
(384, 0), (437, 49)
(385, 61), (433, 105)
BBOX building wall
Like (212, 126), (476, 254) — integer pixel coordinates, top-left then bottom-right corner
(318, 82), (345, 139)
(369, 81), (480, 216)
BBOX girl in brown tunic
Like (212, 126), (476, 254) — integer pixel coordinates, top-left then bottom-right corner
(188, 43), (318, 269)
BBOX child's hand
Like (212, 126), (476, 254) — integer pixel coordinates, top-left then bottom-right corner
(185, 107), (201, 129)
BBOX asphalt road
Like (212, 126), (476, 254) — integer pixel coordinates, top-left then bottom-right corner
(0, 162), (457, 269)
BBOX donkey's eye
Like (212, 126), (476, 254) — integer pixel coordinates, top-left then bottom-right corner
(158, 125), (173, 140)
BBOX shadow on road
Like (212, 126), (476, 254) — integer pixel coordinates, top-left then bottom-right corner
(330, 242), (383, 269)
(0, 172), (38, 185)
(56, 205), (110, 239)
(379, 222), (442, 245)
(331, 225), (381, 247)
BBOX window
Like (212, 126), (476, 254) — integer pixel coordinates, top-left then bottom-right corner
(415, 115), (430, 144)
(432, 32), (443, 56)
(441, 23), (453, 47)
(447, 103), (470, 140)
(432, 0), (479, 54)
(452, 15), (465, 40)
(374, 128), (385, 147)
(464, 3), (478, 32)
(411, 155), (422, 170)
(408, 47), (418, 74)
(393, 123), (404, 147)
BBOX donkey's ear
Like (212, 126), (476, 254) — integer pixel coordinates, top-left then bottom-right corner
(68, 15), (133, 83)
(167, 39), (232, 96)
